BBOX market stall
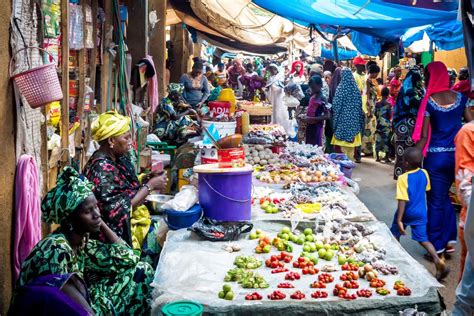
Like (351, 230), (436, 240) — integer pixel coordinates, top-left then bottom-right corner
(237, 100), (272, 123)
(151, 221), (442, 315)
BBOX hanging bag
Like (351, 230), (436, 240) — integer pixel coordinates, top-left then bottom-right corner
(9, 46), (63, 108)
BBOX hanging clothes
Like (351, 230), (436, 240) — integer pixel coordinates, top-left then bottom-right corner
(13, 155), (42, 282)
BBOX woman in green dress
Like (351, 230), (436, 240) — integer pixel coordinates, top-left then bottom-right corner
(18, 167), (154, 315)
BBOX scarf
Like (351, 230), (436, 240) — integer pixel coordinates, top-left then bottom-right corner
(266, 64), (284, 88)
(290, 61), (304, 78)
(412, 61), (450, 155)
(91, 111), (131, 142)
(453, 79), (474, 99)
(332, 68), (365, 142)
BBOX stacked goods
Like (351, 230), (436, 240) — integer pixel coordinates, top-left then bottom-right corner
(244, 125), (287, 145)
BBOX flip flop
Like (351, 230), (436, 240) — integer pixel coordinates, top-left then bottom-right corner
(445, 246), (456, 254)
(435, 265), (450, 281)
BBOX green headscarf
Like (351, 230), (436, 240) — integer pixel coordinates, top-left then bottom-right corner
(42, 167), (94, 224)
(167, 83), (184, 95)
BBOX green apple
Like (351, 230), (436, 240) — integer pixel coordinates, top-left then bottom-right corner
(256, 229), (262, 235)
(347, 257), (356, 264)
(357, 261), (365, 267)
(218, 291), (225, 299)
(261, 201), (269, 209)
(263, 245), (271, 253)
(303, 245), (311, 252)
(225, 291), (234, 300)
(304, 228), (313, 236)
(281, 233), (289, 240)
(324, 250), (335, 261)
(324, 244), (331, 250)
(290, 234), (298, 243)
(331, 244), (340, 251)
(277, 243), (286, 251)
(309, 255), (318, 265)
(315, 241), (324, 250)
(338, 254), (347, 265)
(223, 284), (232, 292)
(309, 243), (317, 252)
(282, 227), (291, 234)
(296, 236), (305, 245)
(249, 232), (257, 240)
(305, 234), (314, 242)
(318, 248), (327, 258)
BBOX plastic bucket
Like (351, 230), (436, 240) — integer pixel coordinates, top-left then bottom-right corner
(208, 101), (231, 117)
(202, 120), (236, 138)
(162, 301), (203, 316)
(194, 164), (252, 221)
(164, 204), (202, 230)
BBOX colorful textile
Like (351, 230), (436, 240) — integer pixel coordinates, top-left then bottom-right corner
(214, 70), (227, 86)
(144, 55), (159, 113)
(305, 95), (328, 146)
(131, 205), (151, 250)
(328, 67), (342, 104)
(413, 61), (451, 155)
(393, 68), (424, 178)
(374, 100), (392, 154)
(453, 79), (474, 99)
(83, 151), (140, 246)
(13, 155), (42, 282)
(296, 84), (311, 142)
(331, 68), (365, 145)
(19, 231), (153, 315)
(362, 78), (378, 155)
(168, 83), (184, 95)
(424, 151), (457, 253)
(91, 111), (131, 142)
(42, 167), (94, 225)
(227, 61), (245, 88)
(11, 274), (90, 316)
(388, 77), (402, 106)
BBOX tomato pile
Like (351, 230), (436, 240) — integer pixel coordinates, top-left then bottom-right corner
(310, 281), (327, 289)
(340, 271), (359, 281)
(311, 290), (329, 299)
(343, 281), (359, 289)
(268, 290), (286, 300)
(245, 292), (263, 300)
(333, 284), (357, 300)
(266, 257), (285, 269)
(285, 272), (301, 281)
(341, 263), (359, 271)
(277, 282), (294, 289)
(396, 287), (412, 296)
(271, 267), (289, 274)
(369, 278), (386, 288)
(356, 289), (373, 298)
(318, 273), (334, 283)
(290, 290), (306, 300)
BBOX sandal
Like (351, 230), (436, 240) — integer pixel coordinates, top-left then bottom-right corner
(445, 245), (456, 254)
(435, 261), (450, 281)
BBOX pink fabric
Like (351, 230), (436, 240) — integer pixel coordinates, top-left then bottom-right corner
(412, 61), (450, 156)
(13, 155), (42, 282)
(290, 61), (304, 78)
(145, 55), (159, 113)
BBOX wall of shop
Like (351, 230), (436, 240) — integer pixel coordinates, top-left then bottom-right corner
(0, 1), (15, 313)
(434, 47), (467, 72)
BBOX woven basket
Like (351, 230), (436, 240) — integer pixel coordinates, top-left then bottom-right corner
(10, 47), (63, 108)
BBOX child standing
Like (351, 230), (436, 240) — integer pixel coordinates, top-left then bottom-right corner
(301, 75), (330, 147)
(390, 147), (450, 280)
(374, 87), (392, 163)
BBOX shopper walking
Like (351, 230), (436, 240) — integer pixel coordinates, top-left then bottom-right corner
(361, 64), (381, 157)
(302, 76), (330, 146)
(266, 64), (290, 133)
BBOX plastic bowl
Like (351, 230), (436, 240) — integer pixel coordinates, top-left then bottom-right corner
(164, 204), (202, 230)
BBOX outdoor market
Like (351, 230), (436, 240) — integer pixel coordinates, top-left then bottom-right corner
(1, 0), (474, 315)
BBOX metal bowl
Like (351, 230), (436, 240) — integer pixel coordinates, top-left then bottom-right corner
(146, 194), (174, 214)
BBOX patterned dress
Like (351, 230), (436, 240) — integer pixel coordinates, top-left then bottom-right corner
(19, 231), (154, 315)
(83, 151), (140, 246)
(374, 100), (392, 154)
(361, 78), (378, 155)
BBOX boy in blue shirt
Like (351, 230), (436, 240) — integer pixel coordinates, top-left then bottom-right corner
(390, 147), (449, 281)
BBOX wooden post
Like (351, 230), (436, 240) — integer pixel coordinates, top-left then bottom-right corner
(60, 0), (70, 168)
(100, 0), (113, 113)
(169, 24), (187, 83)
(89, 0), (99, 103)
(149, 0), (167, 99)
(126, 0), (148, 66)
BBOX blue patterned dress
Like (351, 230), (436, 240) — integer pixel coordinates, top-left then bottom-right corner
(424, 92), (469, 253)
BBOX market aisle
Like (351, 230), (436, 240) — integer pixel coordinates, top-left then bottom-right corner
(353, 158), (460, 311)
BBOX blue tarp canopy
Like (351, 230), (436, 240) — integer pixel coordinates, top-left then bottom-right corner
(253, 0), (462, 56)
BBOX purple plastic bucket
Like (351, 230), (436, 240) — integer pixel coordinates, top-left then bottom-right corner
(194, 164), (252, 221)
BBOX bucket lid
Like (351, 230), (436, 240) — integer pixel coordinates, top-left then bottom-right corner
(193, 163), (253, 174)
(162, 301), (203, 316)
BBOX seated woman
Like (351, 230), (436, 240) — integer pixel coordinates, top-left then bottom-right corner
(17, 167), (154, 315)
(179, 61), (211, 108)
(155, 83), (200, 145)
(83, 111), (167, 248)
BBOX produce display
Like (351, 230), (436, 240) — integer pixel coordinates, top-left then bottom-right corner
(218, 284), (234, 300)
(237, 100), (271, 107)
(244, 124), (287, 145)
(244, 145), (281, 166)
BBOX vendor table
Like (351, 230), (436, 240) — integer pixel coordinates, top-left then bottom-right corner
(239, 104), (272, 123)
(151, 221), (442, 315)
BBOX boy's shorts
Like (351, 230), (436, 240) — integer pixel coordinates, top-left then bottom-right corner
(390, 221), (429, 243)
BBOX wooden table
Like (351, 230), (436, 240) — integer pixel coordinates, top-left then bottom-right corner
(239, 104), (272, 123)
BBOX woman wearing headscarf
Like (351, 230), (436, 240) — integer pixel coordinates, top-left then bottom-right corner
(388, 66), (402, 106)
(303, 76), (330, 146)
(289, 60), (306, 84)
(239, 63), (266, 101)
(214, 62), (228, 87)
(227, 59), (246, 92)
(331, 68), (365, 160)
(326, 67), (342, 152)
(266, 64), (291, 133)
(17, 167), (154, 315)
(413, 61), (473, 256)
(179, 61), (210, 108)
(284, 82), (305, 120)
(393, 67), (424, 179)
(84, 111), (167, 247)
(155, 83), (200, 145)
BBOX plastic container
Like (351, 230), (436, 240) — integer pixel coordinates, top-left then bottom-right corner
(217, 88), (236, 114)
(208, 101), (231, 117)
(162, 301), (203, 316)
(164, 204), (202, 230)
(193, 164), (252, 221)
(202, 120), (236, 138)
(217, 148), (245, 168)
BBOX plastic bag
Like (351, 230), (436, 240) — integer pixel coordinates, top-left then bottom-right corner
(162, 185), (198, 211)
(188, 217), (253, 241)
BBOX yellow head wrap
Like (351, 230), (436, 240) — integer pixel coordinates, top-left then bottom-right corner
(91, 111), (131, 142)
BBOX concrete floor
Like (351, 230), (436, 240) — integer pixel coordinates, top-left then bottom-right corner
(352, 158), (460, 311)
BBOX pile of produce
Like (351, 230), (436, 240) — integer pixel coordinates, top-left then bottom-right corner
(237, 100), (271, 107)
(244, 124), (287, 145)
(244, 145), (281, 166)
(256, 165), (340, 184)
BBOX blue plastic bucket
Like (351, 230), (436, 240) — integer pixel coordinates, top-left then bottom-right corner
(164, 204), (202, 230)
(193, 164), (252, 221)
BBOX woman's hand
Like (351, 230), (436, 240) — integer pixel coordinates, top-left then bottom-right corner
(147, 173), (168, 191)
